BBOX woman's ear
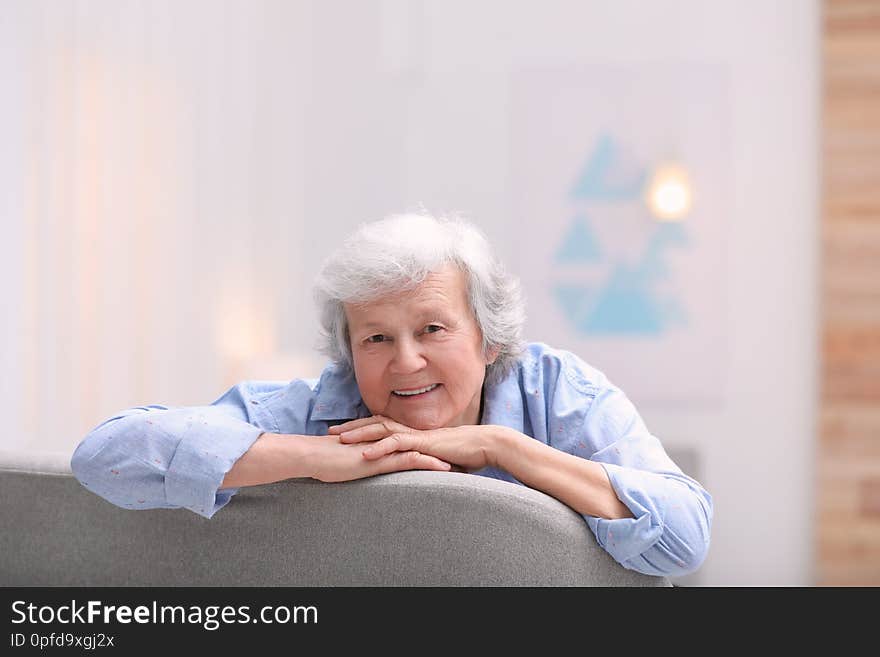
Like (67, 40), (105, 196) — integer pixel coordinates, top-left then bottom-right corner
(486, 346), (500, 365)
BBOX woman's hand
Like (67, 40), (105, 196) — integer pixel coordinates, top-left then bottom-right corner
(220, 432), (451, 489)
(306, 434), (452, 483)
(328, 415), (503, 472)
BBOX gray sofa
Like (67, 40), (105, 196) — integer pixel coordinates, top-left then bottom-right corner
(0, 450), (669, 587)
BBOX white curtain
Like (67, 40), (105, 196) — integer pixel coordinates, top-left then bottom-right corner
(1, 0), (319, 454)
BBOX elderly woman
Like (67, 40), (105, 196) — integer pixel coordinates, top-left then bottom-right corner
(71, 212), (712, 577)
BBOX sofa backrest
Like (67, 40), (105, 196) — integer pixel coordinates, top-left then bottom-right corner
(0, 450), (669, 586)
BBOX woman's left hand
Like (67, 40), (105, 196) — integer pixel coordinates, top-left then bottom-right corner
(328, 415), (503, 472)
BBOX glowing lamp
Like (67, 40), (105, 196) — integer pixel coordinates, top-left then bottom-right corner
(646, 164), (692, 221)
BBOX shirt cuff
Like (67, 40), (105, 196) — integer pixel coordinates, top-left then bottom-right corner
(164, 411), (263, 518)
(584, 461), (665, 564)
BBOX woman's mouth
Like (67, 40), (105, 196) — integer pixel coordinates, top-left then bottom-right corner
(392, 383), (440, 398)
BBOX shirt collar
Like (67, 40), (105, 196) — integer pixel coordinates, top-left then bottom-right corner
(480, 366), (525, 434)
(309, 362), (371, 422)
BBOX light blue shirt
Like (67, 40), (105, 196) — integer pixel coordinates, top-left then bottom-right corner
(71, 341), (712, 577)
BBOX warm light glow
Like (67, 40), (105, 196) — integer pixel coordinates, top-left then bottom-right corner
(215, 284), (276, 363)
(645, 164), (693, 221)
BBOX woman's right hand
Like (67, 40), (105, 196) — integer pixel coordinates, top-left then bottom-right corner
(303, 434), (452, 483)
(221, 432), (451, 489)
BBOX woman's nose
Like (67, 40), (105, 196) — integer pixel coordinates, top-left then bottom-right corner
(390, 338), (427, 374)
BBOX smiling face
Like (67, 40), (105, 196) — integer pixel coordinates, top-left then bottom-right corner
(344, 266), (496, 430)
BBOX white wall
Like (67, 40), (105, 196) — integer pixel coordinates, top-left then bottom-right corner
(2, 0), (819, 585)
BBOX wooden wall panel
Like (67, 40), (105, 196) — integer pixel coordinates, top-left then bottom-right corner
(819, 0), (880, 585)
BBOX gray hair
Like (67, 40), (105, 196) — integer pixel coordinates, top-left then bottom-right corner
(313, 212), (526, 386)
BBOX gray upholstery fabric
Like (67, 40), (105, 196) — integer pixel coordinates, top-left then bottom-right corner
(0, 450), (669, 586)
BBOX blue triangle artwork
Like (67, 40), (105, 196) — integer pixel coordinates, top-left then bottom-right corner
(553, 134), (689, 336)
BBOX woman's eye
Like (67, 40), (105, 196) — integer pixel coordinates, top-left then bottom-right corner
(366, 335), (386, 344)
(424, 324), (443, 334)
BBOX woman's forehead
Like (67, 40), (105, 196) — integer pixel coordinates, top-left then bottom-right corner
(345, 269), (469, 322)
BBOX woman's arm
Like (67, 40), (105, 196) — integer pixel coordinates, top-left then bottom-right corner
(489, 426), (632, 520)
(220, 432), (450, 488)
(334, 420), (629, 519)
(72, 389), (450, 518)
(70, 404), (263, 518)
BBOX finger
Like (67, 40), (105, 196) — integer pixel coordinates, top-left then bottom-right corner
(375, 451), (451, 474)
(328, 415), (388, 434)
(411, 453), (453, 472)
(339, 422), (397, 444)
(362, 433), (413, 460)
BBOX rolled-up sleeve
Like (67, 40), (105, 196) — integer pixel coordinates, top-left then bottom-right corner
(70, 386), (268, 518)
(581, 388), (713, 577)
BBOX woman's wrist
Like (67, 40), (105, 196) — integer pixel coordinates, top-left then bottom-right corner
(247, 432), (319, 483)
(483, 425), (520, 470)
(280, 433), (324, 480)
(221, 432), (300, 488)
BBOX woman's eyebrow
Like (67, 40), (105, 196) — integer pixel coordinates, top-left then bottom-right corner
(356, 310), (449, 333)
(413, 308), (452, 323)
(357, 321), (386, 333)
